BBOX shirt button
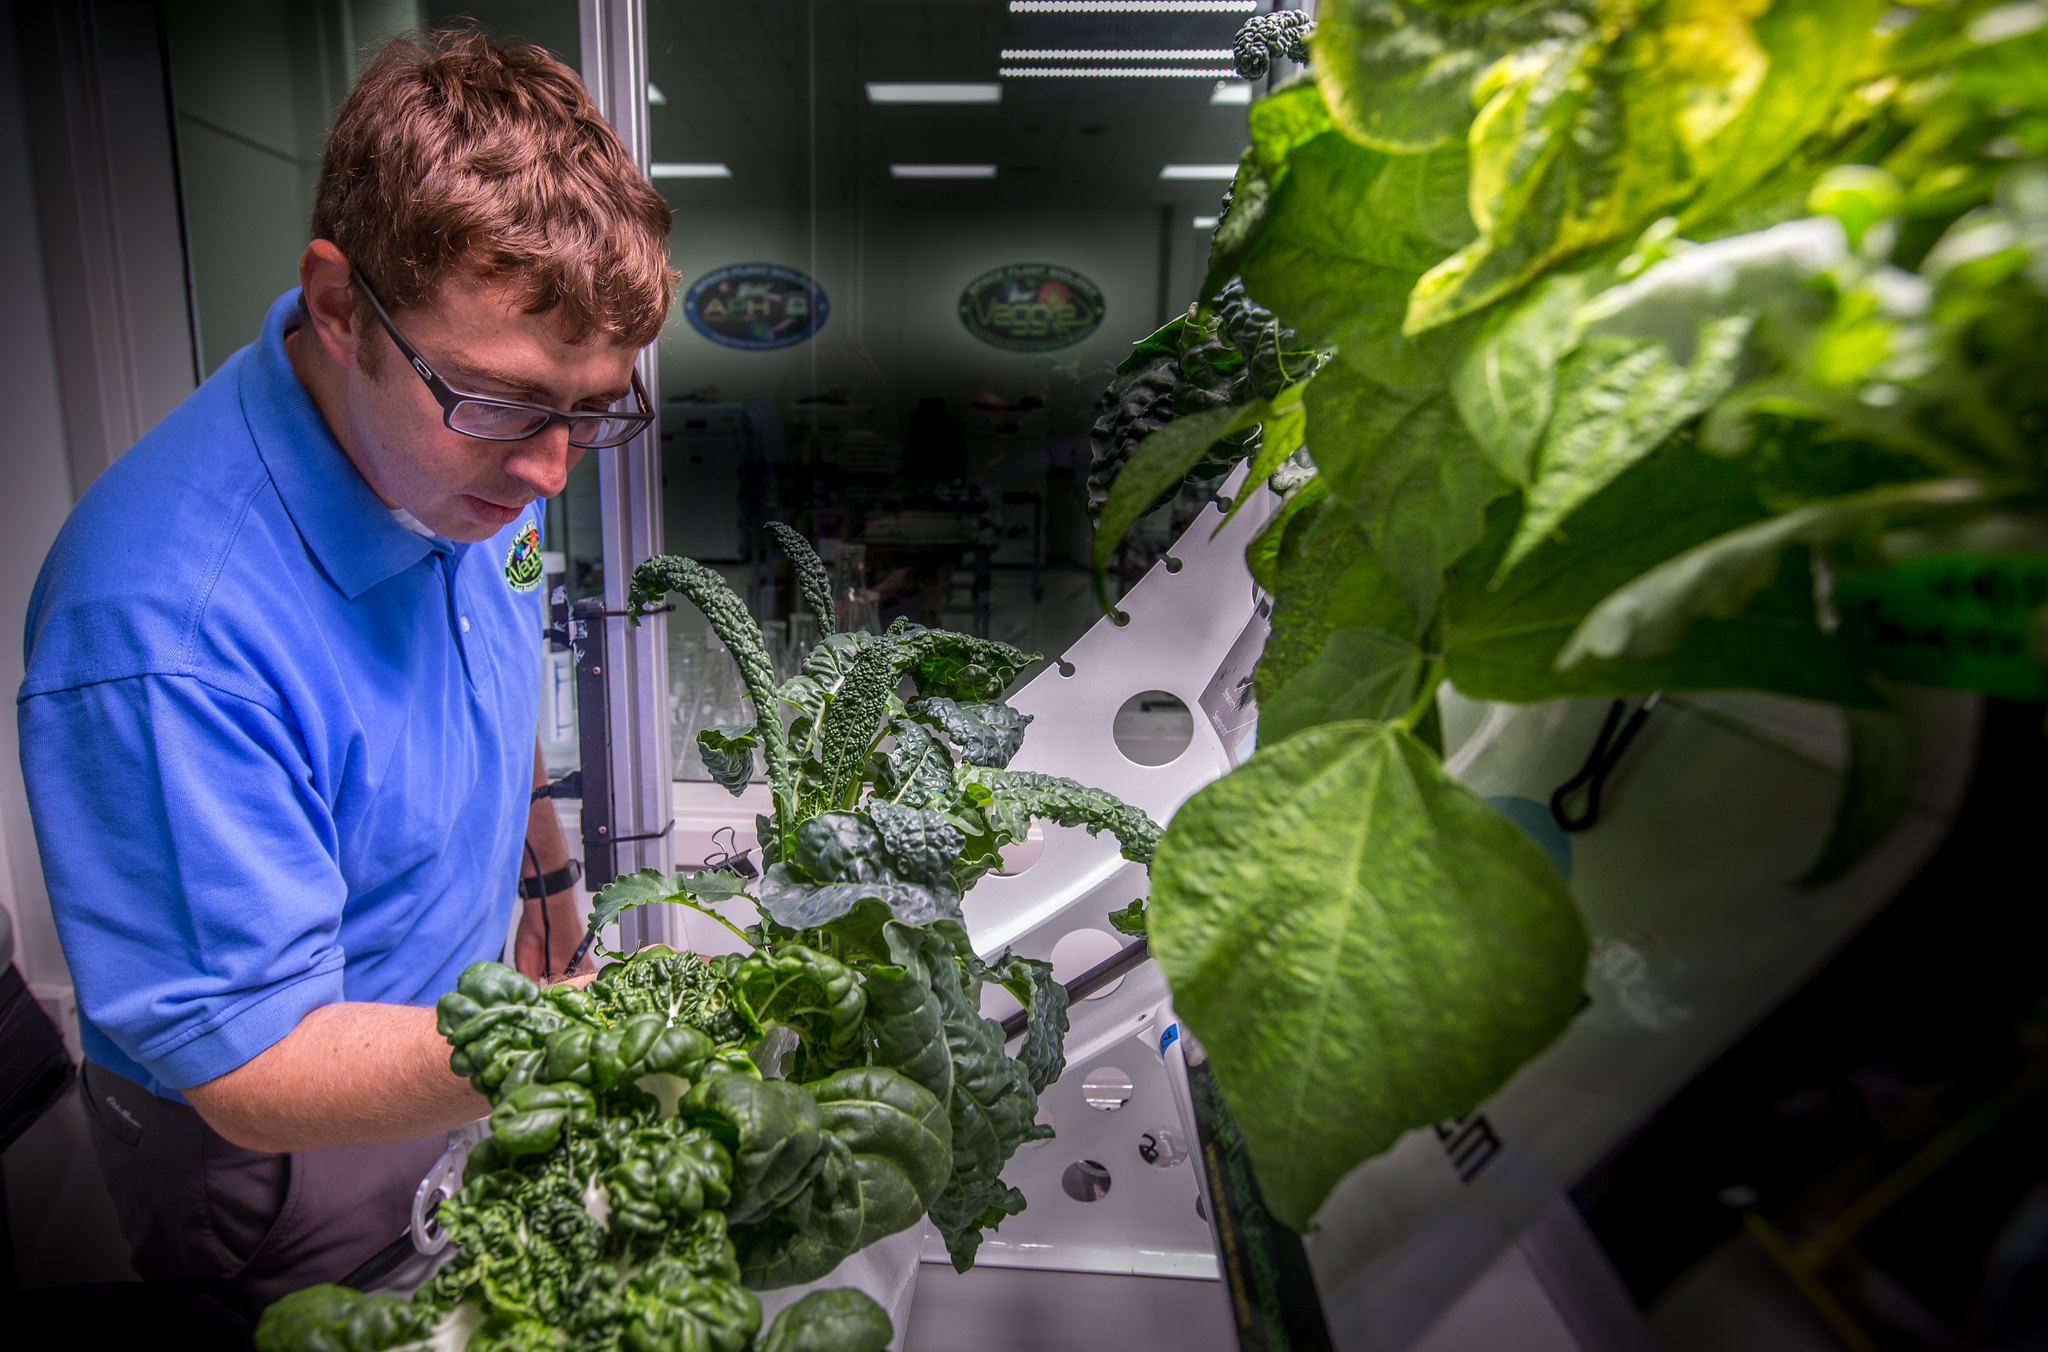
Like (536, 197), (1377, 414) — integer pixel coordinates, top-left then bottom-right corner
(460, 616), (471, 633)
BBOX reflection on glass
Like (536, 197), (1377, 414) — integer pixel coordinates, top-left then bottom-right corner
(650, 1), (1253, 785)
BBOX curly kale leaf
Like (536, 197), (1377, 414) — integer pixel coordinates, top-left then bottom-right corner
(864, 802), (963, 891)
(615, 1254), (761, 1352)
(802, 639), (906, 819)
(629, 554), (791, 808)
(867, 718), (956, 809)
(602, 1126), (735, 1254)
(758, 1289), (893, 1352)
(891, 628), (1038, 702)
(759, 811), (963, 930)
(956, 765), (1163, 865)
(975, 951), (1070, 1097)
(1108, 899), (1149, 936)
(767, 522), (837, 638)
(591, 947), (757, 1047)
(863, 920), (1048, 1271)
(253, 1285), (435, 1352)
(906, 696), (1032, 769)
(733, 944), (867, 1080)
(697, 723), (759, 796)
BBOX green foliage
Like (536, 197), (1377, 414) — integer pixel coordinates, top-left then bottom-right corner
(767, 522), (837, 638)
(757, 1290), (893, 1352)
(1149, 722), (1588, 1230)
(1081, 0), (2048, 1235)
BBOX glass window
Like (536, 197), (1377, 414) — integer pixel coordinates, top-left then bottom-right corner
(645, 0), (1255, 786)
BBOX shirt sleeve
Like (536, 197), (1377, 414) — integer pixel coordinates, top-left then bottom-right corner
(18, 673), (348, 1090)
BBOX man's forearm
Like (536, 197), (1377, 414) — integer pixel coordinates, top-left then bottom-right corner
(183, 1000), (484, 1153)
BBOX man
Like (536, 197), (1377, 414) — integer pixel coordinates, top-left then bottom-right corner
(16, 30), (675, 1312)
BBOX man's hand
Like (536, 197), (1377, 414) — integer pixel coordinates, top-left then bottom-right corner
(184, 1002), (485, 1153)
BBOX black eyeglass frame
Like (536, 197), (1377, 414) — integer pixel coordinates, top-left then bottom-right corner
(350, 266), (654, 449)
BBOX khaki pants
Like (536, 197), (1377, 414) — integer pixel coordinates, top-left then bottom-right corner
(79, 1061), (446, 1317)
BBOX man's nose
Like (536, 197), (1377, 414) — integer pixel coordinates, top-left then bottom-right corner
(507, 422), (574, 498)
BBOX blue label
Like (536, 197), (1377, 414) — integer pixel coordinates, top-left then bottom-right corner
(1159, 1023), (1179, 1057)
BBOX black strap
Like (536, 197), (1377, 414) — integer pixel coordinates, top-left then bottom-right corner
(1549, 694), (1660, 833)
(518, 858), (582, 900)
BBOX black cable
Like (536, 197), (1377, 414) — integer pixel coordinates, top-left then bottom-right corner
(524, 838), (551, 981)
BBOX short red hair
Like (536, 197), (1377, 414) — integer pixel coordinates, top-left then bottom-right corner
(312, 27), (676, 349)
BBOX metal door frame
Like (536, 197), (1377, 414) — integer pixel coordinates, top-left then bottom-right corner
(578, 0), (677, 943)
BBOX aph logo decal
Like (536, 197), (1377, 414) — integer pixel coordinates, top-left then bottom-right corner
(504, 519), (544, 592)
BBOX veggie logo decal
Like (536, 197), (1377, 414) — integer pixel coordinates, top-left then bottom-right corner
(503, 519), (543, 593)
(684, 264), (829, 351)
(958, 264), (1105, 352)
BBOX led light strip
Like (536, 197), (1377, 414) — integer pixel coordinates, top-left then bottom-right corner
(1000, 66), (1240, 77)
(999, 49), (1236, 59)
(1009, 1), (1257, 11)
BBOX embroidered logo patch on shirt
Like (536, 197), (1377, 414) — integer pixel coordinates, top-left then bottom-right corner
(504, 519), (544, 592)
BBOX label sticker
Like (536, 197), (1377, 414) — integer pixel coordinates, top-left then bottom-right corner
(1836, 553), (2048, 699)
(957, 263), (1106, 352)
(504, 519), (544, 593)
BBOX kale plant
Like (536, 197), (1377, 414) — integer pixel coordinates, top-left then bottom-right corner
(1087, 0), (2048, 1236)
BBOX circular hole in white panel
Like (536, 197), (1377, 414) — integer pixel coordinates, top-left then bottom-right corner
(1051, 928), (1125, 999)
(996, 822), (1045, 876)
(1138, 1126), (1188, 1168)
(1081, 1066), (1134, 1113)
(1061, 1159), (1112, 1203)
(1114, 690), (1193, 766)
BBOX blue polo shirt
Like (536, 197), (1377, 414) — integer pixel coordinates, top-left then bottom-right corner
(18, 290), (546, 1100)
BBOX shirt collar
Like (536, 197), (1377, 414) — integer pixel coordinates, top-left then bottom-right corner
(241, 289), (449, 600)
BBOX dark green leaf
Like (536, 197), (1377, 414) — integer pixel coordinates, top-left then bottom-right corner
(1255, 488), (1415, 706)
(1107, 900), (1148, 937)
(808, 1066), (954, 1248)
(1149, 721), (1588, 1230)
(866, 802), (966, 891)
(906, 696), (1033, 769)
(1557, 478), (1990, 671)
(1441, 443), (1882, 706)
(1502, 313), (1756, 575)
(683, 1074), (829, 1226)
(757, 1289), (893, 1352)
(980, 951), (1070, 1096)
(1307, 365), (1510, 625)
(869, 718), (957, 809)
(754, 863), (963, 933)
(954, 766), (1163, 866)
(767, 522), (837, 637)
(697, 723), (759, 796)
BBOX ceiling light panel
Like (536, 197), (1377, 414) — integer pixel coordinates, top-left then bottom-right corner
(1211, 80), (1252, 104)
(866, 83), (1002, 104)
(890, 164), (999, 178)
(1193, 215), (1219, 228)
(1009, 1), (1258, 10)
(1160, 164), (1242, 179)
(647, 83), (667, 105)
(651, 163), (732, 178)
(1000, 66), (1239, 77)
(998, 49), (1235, 59)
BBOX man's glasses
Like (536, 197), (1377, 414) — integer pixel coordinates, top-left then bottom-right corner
(351, 266), (653, 449)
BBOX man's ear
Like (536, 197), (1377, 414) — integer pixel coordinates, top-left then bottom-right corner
(298, 240), (364, 370)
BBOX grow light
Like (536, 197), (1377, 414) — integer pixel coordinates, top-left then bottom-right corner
(866, 83), (1002, 104)
(650, 163), (732, 178)
(890, 164), (998, 178)
(1159, 164), (1240, 179)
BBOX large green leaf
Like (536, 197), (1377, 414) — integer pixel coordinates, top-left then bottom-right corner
(906, 696), (1032, 770)
(1307, 365), (1510, 625)
(1312, 0), (1589, 155)
(1258, 627), (1427, 747)
(1440, 440), (1878, 705)
(864, 922), (1046, 1271)
(1502, 312), (1756, 575)
(806, 1067), (953, 1250)
(1149, 721), (1587, 1230)
(1556, 477), (1991, 670)
(1448, 270), (1595, 485)
(1408, 2), (1779, 334)
(1255, 488), (1415, 705)
(1678, 0), (1891, 234)
(977, 950), (1070, 1097)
